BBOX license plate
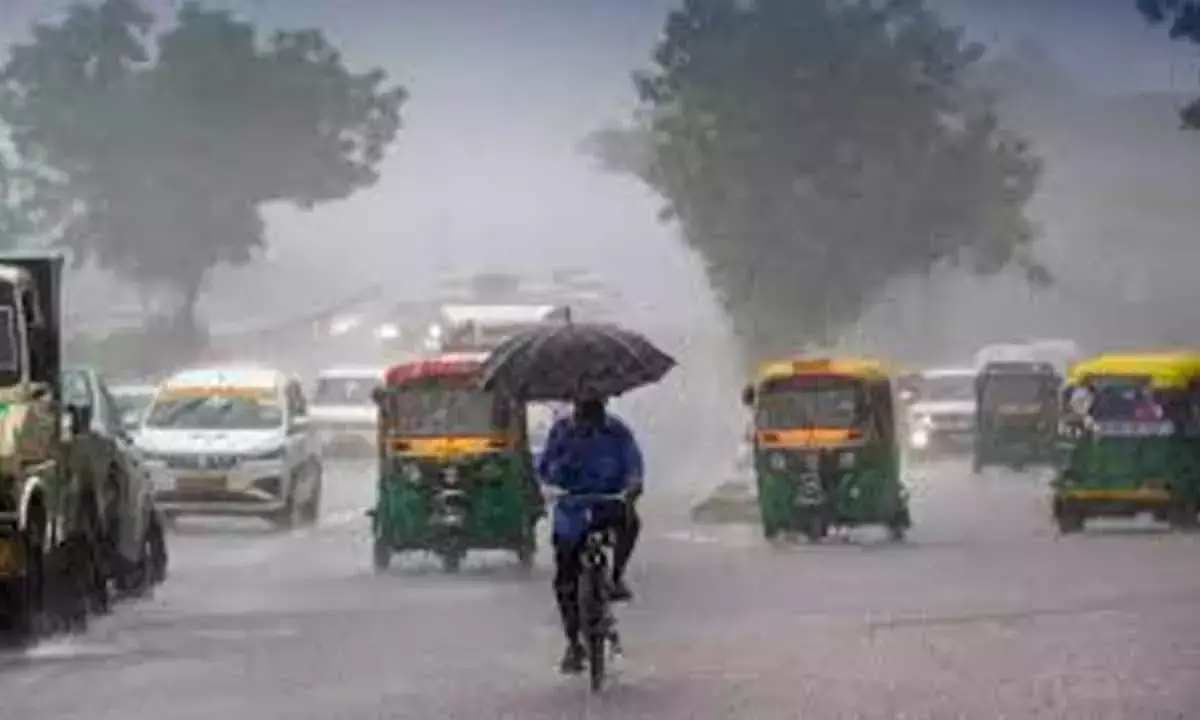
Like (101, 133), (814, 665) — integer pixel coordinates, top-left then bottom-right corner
(176, 475), (227, 492)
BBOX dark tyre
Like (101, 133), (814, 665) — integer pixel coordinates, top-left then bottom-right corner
(300, 469), (322, 526)
(1167, 500), (1199, 531)
(272, 491), (299, 532)
(371, 537), (391, 573)
(587, 629), (606, 692)
(802, 515), (827, 543)
(1054, 500), (1085, 534)
(1, 510), (45, 645)
(971, 455), (983, 475)
(441, 552), (462, 574)
(147, 515), (168, 585)
(887, 506), (911, 542)
(79, 501), (110, 616)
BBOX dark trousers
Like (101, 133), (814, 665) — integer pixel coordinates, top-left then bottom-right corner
(552, 504), (640, 642)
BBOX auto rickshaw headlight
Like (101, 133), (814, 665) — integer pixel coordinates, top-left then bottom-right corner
(768, 452), (788, 471)
(398, 462), (422, 483)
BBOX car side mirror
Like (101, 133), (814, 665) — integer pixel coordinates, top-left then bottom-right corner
(740, 384), (755, 407)
(67, 403), (93, 436)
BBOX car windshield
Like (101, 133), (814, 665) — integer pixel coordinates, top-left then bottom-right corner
(756, 376), (865, 430)
(384, 384), (501, 436)
(144, 391), (284, 430)
(61, 371), (92, 407)
(1084, 377), (1158, 421)
(313, 376), (376, 406)
(113, 390), (154, 422)
(917, 374), (975, 402)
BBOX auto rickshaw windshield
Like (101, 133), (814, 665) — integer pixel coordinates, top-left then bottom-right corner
(755, 375), (866, 430)
(980, 375), (1051, 406)
(383, 377), (508, 436)
(1083, 376), (1160, 421)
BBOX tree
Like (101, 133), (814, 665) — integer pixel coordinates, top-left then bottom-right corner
(585, 0), (1046, 363)
(1138, 0), (1200, 127)
(0, 0), (406, 331)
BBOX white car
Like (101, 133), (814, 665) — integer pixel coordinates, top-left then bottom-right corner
(906, 367), (977, 459)
(135, 365), (323, 529)
(309, 365), (385, 456)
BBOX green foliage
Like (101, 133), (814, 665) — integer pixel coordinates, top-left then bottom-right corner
(587, 0), (1046, 362)
(0, 0), (406, 325)
(1138, 0), (1200, 127)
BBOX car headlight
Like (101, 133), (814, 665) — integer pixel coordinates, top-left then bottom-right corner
(838, 451), (855, 469)
(245, 446), (285, 462)
(910, 429), (930, 448)
(768, 452), (787, 471)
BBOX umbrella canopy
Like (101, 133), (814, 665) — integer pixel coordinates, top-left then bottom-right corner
(477, 322), (676, 401)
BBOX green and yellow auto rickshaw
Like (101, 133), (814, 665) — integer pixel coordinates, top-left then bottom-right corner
(741, 357), (911, 542)
(972, 360), (1062, 473)
(1053, 351), (1200, 533)
(368, 352), (543, 572)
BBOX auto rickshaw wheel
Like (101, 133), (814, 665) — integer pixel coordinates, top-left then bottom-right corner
(516, 542), (535, 571)
(1167, 500), (1199, 531)
(371, 537), (391, 573)
(1053, 501), (1084, 534)
(887, 506), (911, 542)
(802, 516), (827, 543)
(971, 455), (983, 475)
(441, 552), (463, 573)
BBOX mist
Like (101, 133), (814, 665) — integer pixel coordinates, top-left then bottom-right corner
(6, 0), (1199, 497)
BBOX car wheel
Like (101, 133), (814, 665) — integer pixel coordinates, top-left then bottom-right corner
(300, 465), (322, 526)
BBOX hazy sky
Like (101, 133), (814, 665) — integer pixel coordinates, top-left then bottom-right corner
(2, 0), (1196, 328)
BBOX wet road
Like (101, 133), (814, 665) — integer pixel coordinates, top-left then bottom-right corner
(2, 458), (1200, 719)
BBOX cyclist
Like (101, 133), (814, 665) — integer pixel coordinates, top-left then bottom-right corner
(538, 395), (644, 674)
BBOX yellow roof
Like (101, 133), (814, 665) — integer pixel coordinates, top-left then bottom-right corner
(754, 356), (892, 383)
(1067, 351), (1200, 388)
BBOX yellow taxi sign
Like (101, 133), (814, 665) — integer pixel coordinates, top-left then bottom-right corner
(791, 358), (832, 373)
(160, 385), (276, 401)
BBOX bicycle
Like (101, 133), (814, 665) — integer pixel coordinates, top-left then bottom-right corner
(544, 487), (628, 692)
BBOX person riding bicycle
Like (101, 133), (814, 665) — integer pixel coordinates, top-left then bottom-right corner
(538, 395), (644, 674)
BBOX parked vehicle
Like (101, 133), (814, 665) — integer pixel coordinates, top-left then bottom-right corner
(62, 368), (167, 597)
(0, 253), (107, 641)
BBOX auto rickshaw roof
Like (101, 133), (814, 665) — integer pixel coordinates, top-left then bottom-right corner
(1067, 351), (1200, 388)
(754, 356), (892, 384)
(384, 352), (490, 386)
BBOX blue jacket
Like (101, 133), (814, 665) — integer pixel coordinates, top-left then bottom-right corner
(538, 414), (644, 542)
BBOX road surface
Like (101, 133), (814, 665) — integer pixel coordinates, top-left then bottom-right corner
(1, 458), (1199, 719)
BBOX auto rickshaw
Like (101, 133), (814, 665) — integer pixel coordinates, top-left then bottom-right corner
(741, 357), (911, 542)
(1052, 351), (1200, 533)
(972, 361), (1062, 473)
(368, 353), (543, 572)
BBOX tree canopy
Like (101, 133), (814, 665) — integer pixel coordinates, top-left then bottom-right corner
(1138, 0), (1200, 127)
(0, 0), (406, 328)
(585, 0), (1046, 363)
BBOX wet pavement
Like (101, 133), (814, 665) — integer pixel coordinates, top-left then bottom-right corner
(2, 459), (1199, 719)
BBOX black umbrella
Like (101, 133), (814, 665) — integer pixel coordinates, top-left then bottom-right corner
(477, 322), (676, 401)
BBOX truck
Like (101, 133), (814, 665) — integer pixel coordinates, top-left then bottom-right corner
(0, 253), (107, 642)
